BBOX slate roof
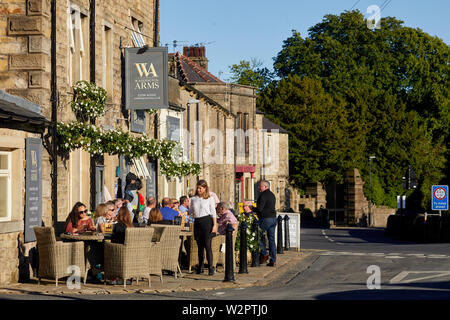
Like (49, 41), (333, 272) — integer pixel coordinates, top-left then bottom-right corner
(0, 90), (49, 132)
(171, 52), (224, 83)
(263, 116), (288, 134)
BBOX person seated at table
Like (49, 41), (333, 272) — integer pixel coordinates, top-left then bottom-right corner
(148, 208), (163, 224)
(217, 201), (238, 235)
(111, 207), (134, 244)
(105, 200), (117, 222)
(65, 202), (96, 234)
(113, 198), (123, 216)
(160, 197), (181, 221)
(142, 196), (156, 224)
(171, 198), (181, 213)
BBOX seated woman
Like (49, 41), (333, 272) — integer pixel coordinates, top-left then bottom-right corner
(105, 200), (117, 223)
(65, 202), (96, 234)
(111, 207), (134, 244)
(148, 208), (163, 224)
(94, 203), (109, 234)
(217, 201), (238, 235)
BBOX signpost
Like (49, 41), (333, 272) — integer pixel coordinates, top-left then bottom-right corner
(432, 185), (448, 213)
(275, 212), (301, 251)
(125, 47), (169, 110)
(24, 138), (42, 242)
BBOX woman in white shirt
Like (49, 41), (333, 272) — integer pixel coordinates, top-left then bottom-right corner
(189, 179), (218, 275)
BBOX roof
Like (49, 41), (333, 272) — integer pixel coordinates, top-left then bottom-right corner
(0, 90), (49, 133)
(171, 52), (224, 83)
(263, 117), (288, 134)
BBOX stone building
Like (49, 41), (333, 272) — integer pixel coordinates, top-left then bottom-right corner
(0, 0), (160, 285)
(0, 1), (294, 285)
(169, 47), (292, 209)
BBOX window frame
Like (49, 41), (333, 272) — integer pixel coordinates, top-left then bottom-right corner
(0, 151), (12, 222)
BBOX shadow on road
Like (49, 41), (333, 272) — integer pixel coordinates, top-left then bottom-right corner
(315, 281), (450, 300)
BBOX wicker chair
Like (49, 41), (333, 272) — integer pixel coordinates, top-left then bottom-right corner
(104, 227), (153, 288)
(147, 226), (164, 284)
(33, 226), (85, 286)
(187, 226), (230, 272)
(151, 225), (182, 278)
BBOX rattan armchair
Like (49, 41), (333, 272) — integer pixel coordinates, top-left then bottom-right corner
(151, 225), (182, 278)
(147, 226), (164, 284)
(33, 226), (85, 286)
(104, 227), (153, 288)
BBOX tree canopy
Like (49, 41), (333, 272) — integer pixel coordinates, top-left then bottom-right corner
(232, 10), (449, 209)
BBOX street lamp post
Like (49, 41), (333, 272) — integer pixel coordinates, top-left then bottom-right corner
(369, 156), (376, 227)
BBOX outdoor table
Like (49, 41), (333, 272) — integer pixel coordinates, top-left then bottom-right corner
(60, 232), (104, 284)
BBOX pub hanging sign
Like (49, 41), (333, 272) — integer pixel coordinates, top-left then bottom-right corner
(125, 47), (169, 110)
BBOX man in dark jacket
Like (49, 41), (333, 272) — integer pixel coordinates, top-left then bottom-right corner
(249, 180), (277, 266)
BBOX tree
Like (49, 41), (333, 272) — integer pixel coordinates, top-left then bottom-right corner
(258, 75), (354, 189)
(228, 58), (274, 93)
(265, 10), (450, 209)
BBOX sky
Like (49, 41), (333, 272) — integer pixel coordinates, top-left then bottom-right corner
(159, 0), (450, 81)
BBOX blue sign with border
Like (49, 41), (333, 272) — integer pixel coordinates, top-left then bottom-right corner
(432, 185), (448, 211)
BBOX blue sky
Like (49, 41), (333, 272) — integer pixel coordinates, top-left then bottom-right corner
(160, 0), (450, 81)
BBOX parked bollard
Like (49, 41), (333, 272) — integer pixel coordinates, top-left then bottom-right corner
(284, 215), (290, 251)
(251, 219), (260, 267)
(277, 215), (284, 254)
(223, 224), (235, 282)
(238, 221), (249, 274)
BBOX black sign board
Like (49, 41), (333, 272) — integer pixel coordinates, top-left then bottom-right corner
(24, 138), (42, 243)
(125, 47), (169, 110)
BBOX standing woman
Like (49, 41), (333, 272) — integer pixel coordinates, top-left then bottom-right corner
(188, 180), (218, 275)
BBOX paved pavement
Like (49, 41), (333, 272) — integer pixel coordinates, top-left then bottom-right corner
(0, 250), (308, 297)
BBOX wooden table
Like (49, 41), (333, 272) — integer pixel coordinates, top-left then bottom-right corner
(60, 232), (104, 284)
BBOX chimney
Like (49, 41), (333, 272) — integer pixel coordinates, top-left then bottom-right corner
(183, 46), (209, 71)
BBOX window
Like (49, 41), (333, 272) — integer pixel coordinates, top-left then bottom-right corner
(131, 17), (145, 47)
(0, 152), (11, 222)
(244, 113), (249, 155)
(102, 22), (113, 99)
(95, 165), (104, 208)
(223, 116), (227, 157)
(167, 116), (181, 142)
(68, 4), (89, 84)
(266, 134), (272, 164)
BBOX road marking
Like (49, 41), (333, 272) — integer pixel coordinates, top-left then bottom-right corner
(427, 255), (448, 259)
(321, 229), (343, 245)
(390, 271), (450, 284)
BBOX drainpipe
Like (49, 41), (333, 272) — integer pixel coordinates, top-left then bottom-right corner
(153, 0), (159, 47)
(51, 0), (57, 226)
(90, 0), (96, 83)
(89, 0), (97, 211)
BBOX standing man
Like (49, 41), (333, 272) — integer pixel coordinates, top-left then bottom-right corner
(249, 180), (277, 267)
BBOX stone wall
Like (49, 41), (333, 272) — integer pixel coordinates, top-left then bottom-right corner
(0, 0), (157, 285)
(373, 206), (396, 228)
